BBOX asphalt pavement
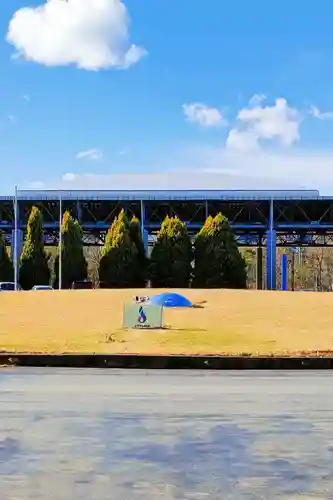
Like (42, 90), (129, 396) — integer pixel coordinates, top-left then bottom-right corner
(0, 368), (332, 499)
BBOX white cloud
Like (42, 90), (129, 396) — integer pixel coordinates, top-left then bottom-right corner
(180, 144), (333, 194)
(6, 0), (147, 71)
(62, 172), (76, 182)
(227, 97), (301, 151)
(76, 148), (103, 161)
(309, 105), (333, 120)
(62, 172), (100, 183)
(25, 152), (321, 192)
(22, 93), (30, 101)
(248, 93), (266, 106)
(226, 129), (259, 151)
(182, 102), (225, 127)
(26, 144), (333, 195)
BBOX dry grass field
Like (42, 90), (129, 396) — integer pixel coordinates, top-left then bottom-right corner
(0, 288), (332, 355)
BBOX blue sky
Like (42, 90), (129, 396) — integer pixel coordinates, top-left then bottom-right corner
(1, 0), (333, 193)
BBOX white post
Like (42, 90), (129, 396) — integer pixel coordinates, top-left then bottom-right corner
(59, 193), (62, 290)
(14, 185), (18, 290)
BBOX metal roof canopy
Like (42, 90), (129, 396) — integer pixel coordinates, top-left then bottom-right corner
(0, 188), (321, 201)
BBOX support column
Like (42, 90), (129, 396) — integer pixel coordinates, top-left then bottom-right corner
(256, 246), (263, 290)
(204, 200), (208, 220)
(76, 201), (82, 223)
(143, 230), (149, 255)
(11, 229), (23, 264)
(266, 199), (276, 290)
(11, 202), (23, 271)
(140, 200), (148, 255)
(281, 253), (288, 291)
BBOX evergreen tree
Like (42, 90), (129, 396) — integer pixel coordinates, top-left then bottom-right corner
(193, 212), (247, 288)
(0, 231), (13, 281)
(53, 211), (87, 288)
(98, 210), (139, 288)
(129, 215), (147, 286)
(149, 216), (192, 288)
(19, 206), (50, 289)
(192, 215), (214, 287)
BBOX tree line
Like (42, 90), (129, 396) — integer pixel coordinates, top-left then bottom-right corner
(0, 206), (247, 289)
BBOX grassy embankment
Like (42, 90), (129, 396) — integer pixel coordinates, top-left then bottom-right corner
(0, 289), (332, 356)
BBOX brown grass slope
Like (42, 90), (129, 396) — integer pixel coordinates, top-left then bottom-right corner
(0, 289), (332, 355)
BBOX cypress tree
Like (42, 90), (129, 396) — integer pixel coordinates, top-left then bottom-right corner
(19, 206), (50, 289)
(98, 210), (138, 288)
(192, 215), (214, 288)
(0, 231), (13, 282)
(129, 215), (147, 286)
(149, 216), (192, 287)
(53, 211), (87, 288)
(193, 212), (247, 288)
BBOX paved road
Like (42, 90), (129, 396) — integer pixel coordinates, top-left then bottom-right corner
(0, 369), (332, 499)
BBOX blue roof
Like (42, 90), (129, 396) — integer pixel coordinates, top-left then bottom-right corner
(0, 188), (321, 201)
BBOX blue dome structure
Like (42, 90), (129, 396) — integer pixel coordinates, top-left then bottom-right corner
(150, 292), (193, 308)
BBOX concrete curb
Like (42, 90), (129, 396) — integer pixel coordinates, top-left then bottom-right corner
(1, 354), (333, 369)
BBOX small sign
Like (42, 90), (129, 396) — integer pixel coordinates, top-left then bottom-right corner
(123, 303), (163, 329)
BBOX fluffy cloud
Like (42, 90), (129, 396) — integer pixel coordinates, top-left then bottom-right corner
(182, 103), (225, 127)
(76, 148), (103, 161)
(226, 129), (258, 152)
(6, 0), (147, 71)
(227, 97), (301, 151)
(183, 96), (302, 151)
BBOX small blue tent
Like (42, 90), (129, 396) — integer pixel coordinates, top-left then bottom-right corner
(150, 292), (192, 308)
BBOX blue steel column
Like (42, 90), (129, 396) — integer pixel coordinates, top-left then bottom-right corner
(281, 253), (288, 291)
(266, 199), (276, 290)
(256, 246), (263, 290)
(140, 200), (148, 255)
(76, 200), (82, 223)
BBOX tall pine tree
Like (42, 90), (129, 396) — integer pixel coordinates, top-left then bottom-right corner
(53, 211), (87, 288)
(98, 210), (139, 288)
(149, 216), (192, 288)
(0, 231), (13, 282)
(193, 212), (247, 288)
(19, 206), (50, 289)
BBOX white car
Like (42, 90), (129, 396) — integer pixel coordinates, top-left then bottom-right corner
(32, 285), (54, 291)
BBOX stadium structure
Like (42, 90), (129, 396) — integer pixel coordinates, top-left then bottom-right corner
(1, 187), (332, 290)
